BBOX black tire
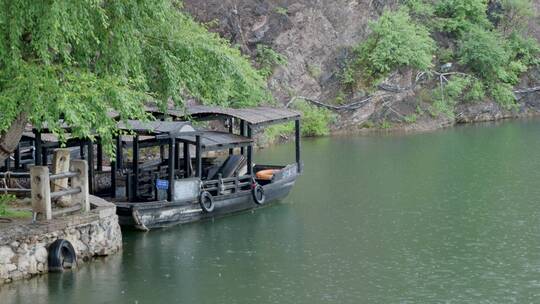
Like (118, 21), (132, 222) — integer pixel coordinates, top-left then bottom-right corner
(199, 191), (215, 213)
(48, 239), (77, 273)
(252, 184), (265, 205)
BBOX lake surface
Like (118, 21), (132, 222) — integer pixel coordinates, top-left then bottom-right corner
(3, 119), (540, 303)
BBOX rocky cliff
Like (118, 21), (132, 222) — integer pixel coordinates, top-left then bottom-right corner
(184, 0), (540, 132)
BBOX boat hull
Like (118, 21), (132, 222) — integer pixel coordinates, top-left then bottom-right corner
(115, 172), (297, 231)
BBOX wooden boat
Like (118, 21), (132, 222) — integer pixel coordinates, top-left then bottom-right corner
(109, 106), (302, 230)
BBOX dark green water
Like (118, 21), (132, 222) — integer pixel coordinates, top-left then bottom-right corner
(4, 119), (540, 303)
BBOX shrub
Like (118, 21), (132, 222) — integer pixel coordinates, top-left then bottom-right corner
(292, 101), (335, 137)
(256, 45), (288, 78)
(353, 9), (435, 86)
(506, 33), (540, 67)
(403, 0), (435, 19)
(458, 26), (508, 80)
(498, 0), (535, 33)
(404, 114), (418, 123)
(490, 83), (516, 109)
(263, 122), (295, 143)
(435, 0), (491, 35)
(465, 80), (486, 102)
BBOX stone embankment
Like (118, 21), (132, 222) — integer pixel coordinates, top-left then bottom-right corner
(0, 196), (121, 284)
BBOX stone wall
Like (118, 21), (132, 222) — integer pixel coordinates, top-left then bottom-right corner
(0, 196), (122, 284)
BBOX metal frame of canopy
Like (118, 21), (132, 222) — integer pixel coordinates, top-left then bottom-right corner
(113, 120), (199, 202)
(145, 105), (303, 174)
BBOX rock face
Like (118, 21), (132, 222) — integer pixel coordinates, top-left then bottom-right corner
(185, 0), (398, 101)
(0, 196), (122, 284)
(184, 0), (540, 131)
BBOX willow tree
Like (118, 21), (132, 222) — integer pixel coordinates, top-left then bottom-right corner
(0, 0), (268, 162)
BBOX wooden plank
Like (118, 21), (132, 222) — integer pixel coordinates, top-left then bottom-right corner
(30, 166), (51, 220)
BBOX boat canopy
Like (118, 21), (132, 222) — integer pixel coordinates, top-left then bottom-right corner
(146, 105), (301, 126)
(117, 120), (196, 138)
(177, 131), (253, 152)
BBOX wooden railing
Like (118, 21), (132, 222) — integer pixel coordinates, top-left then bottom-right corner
(31, 158), (89, 220)
(0, 148), (90, 221)
(203, 174), (252, 195)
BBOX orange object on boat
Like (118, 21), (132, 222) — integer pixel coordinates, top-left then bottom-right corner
(256, 169), (278, 180)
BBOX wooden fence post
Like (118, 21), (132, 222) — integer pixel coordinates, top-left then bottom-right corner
(31, 166), (52, 220)
(52, 148), (71, 207)
(71, 160), (90, 212)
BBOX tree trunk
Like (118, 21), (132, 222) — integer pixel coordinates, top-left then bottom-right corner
(0, 113), (28, 164)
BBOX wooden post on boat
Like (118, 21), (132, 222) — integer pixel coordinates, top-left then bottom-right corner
(116, 135), (123, 171)
(247, 125), (253, 175)
(228, 118), (234, 155)
(71, 160), (90, 212)
(52, 149), (71, 207)
(97, 139), (103, 171)
(240, 120), (245, 155)
(167, 138), (175, 201)
(132, 135), (140, 200)
(31, 166), (52, 220)
(195, 135), (202, 178)
(14, 143), (20, 169)
(183, 142), (190, 177)
(174, 142), (180, 170)
(295, 119), (302, 173)
(34, 130), (42, 165)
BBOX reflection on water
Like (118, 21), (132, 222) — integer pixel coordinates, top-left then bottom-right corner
(3, 119), (540, 303)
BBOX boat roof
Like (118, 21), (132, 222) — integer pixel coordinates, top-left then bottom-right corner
(146, 105), (301, 126)
(177, 131), (253, 151)
(117, 120), (196, 137)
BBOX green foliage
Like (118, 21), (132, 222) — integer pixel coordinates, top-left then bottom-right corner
(458, 26), (508, 80)
(263, 100), (335, 139)
(0, 194), (13, 216)
(402, 0), (435, 19)
(0, 194), (29, 218)
(256, 44), (287, 78)
(445, 76), (471, 97)
(434, 0), (491, 35)
(465, 80), (486, 102)
(436, 47), (455, 64)
(0, 1), (268, 157)
(490, 82), (517, 109)
(274, 7), (288, 16)
(498, 0), (535, 33)
(353, 9), (435, 86)
(404, 114), (418, 123)
(380, 120), (392, 129)
(263, 122), (295, 143)
(456, 25), (539, 108)
(431, 75), (472, 117)
(506, 33), (540, 67)
(292, 101), (335, 137)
